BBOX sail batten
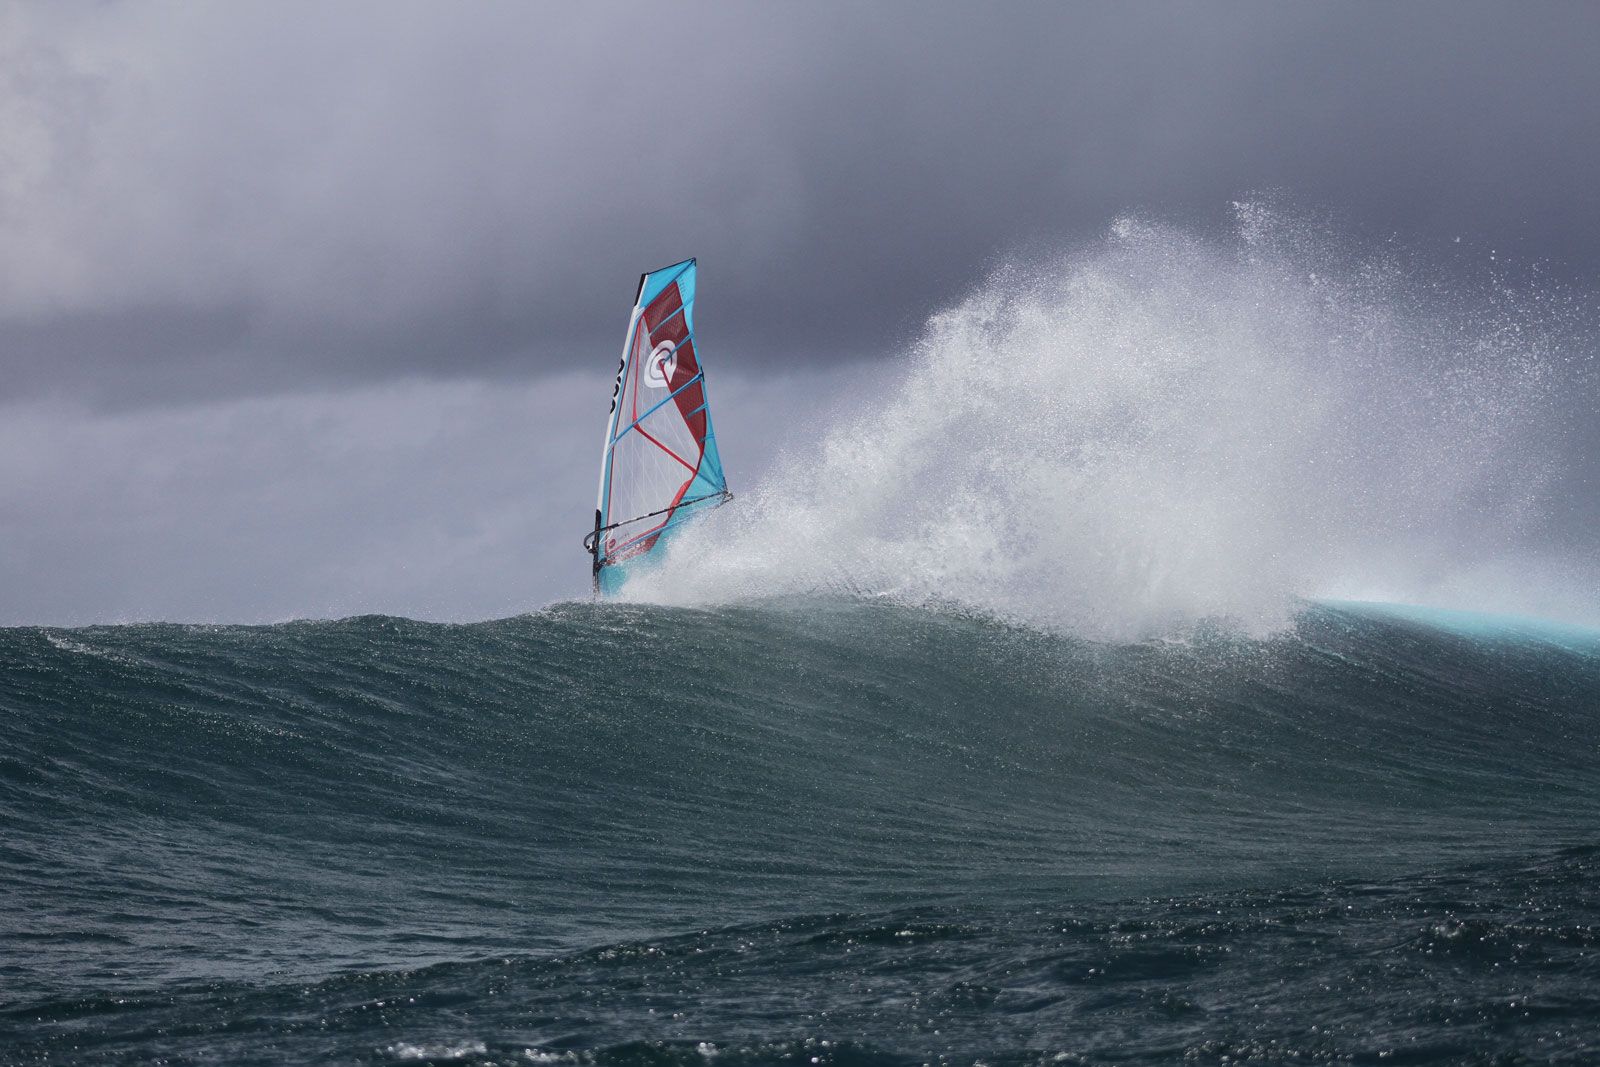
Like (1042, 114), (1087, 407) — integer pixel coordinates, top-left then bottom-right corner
(613, 371), (705, 444)
(587, 258), (730, 594)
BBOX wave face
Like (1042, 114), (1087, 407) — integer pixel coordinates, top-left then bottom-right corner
(4, 599), (1599, 1063)
(633, 207), (1593, 637)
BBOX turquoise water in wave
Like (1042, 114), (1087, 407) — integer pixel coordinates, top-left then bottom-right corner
(2, 599), (1598, 1064)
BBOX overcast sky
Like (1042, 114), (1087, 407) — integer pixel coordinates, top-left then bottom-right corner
(2, 1), (1598, 624)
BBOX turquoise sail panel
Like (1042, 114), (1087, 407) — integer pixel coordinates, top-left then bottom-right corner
(587, 259), (730, 594)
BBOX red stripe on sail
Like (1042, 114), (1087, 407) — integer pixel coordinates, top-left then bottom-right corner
(643, 281), (683, 334)
(635, 424), (696, 473)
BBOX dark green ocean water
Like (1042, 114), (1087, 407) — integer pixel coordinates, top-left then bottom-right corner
(2, 599), (1598, 1064)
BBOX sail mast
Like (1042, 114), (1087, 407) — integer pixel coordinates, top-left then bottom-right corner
(590, 277), (648, 588)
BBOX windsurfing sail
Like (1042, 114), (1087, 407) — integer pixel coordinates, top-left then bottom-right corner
(584, 258), (731, 595)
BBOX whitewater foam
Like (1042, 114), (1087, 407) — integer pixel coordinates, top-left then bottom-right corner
(629, 205), (1589, 638)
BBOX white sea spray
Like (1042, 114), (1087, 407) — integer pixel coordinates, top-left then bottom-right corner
(632, 205), (1588, 638)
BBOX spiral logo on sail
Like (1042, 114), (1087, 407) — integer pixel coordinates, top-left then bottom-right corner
(644, 340), (678, 389)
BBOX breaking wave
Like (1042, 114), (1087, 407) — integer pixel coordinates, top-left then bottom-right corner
(635, 205), (1591, 637)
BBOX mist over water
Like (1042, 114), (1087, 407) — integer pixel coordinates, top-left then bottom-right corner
(634, 206), (1593, 637)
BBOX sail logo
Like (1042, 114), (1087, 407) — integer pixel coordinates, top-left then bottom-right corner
(607, 354), (625, 413)
(645, 340), (678, 389)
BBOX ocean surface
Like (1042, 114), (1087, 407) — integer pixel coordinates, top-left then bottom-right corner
(3, 598), (1599, 1065)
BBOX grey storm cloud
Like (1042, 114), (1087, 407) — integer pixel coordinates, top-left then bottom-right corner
(4, 1), (1599, 407)
(3, 1), (1599, 627)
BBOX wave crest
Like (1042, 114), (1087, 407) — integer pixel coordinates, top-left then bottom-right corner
(634, 206), (1583, 638)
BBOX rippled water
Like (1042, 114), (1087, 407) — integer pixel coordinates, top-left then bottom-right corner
(3, 599), (1598, 1063)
